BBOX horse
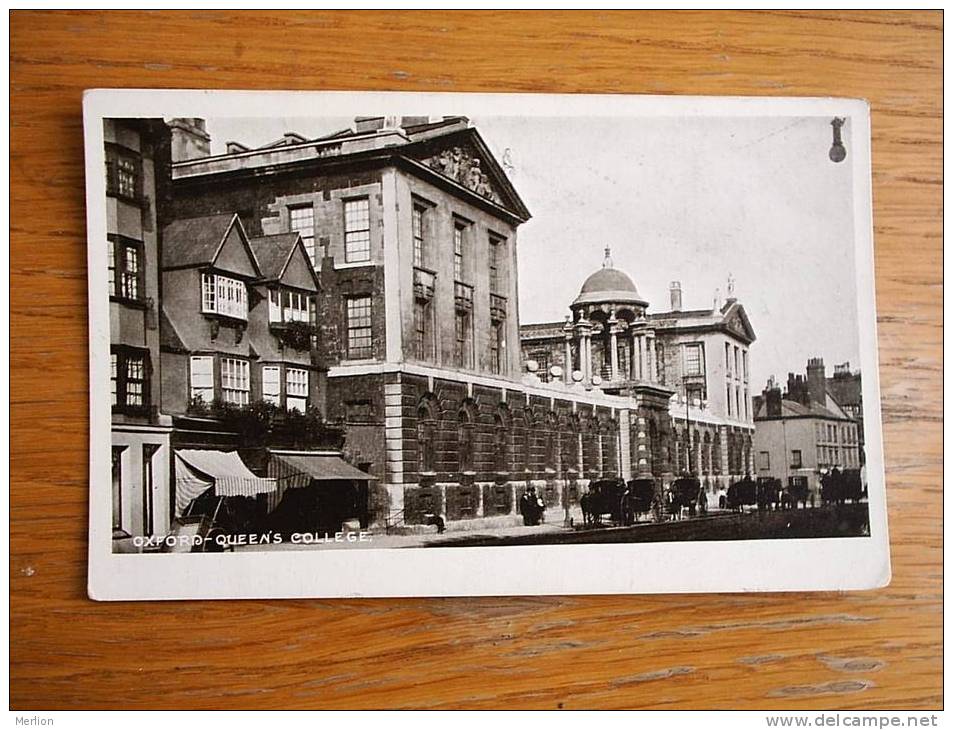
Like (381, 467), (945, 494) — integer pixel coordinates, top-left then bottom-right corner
(581, 479), (626, 527)
(726, 477), (757, 512)
(626, 478), (657, 524)
(782, 480), (810, 509)
(756, 477), (783, 511)
(668, 477), (701, 520)
(821, 468), (864, 506)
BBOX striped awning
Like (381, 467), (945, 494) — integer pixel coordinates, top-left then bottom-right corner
(263, 452), (373, 514)
(174, 449), (276, 516)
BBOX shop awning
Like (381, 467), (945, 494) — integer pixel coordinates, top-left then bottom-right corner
(174, 449), (277, 516)
(268, 452), (374, 484)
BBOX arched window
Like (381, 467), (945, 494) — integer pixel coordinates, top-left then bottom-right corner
(673, 427), (683, 474)
(544, 413), (557, 471)
(522, 407), (534, 474)
(561, 416), (580, 474)
(648, 418), (661, 476)
(602, 419), (618, 477)
(712, 431), (722, 474)
(417, 403), (436, 474)
(702, 431), (712, 475)
(691, 428), (701, 475)
(458, 407), (474, 473)
(494, 407), (509, 474)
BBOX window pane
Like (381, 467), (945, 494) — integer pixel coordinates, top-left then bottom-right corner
(453, 222), (466, 281)
(107, 240), (116, 296)
(110, 353), (118, 405)
(117, 157), (137, 198)
(290, 205), (317, 264)
(190, 356), (214, 402)
(125, 355), (144, 406)
(344, 198), (371, 262)
(683, 344), (703, 376)
(346, 297), (372, 358)
(122, 244), (140, 299)
(221, 358), (249, 404)
(262, 366), (281, 403)
(412, 205), (425, 268)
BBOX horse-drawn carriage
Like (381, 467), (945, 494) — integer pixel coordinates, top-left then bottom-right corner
(727, 474), (816, 511)
(726, 476), (757, 511)
(580, 478), (657, 528)
(666, 476), (703, 519)
(821, 468), (865, 505)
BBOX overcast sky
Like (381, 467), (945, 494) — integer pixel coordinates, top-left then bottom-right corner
(207, 114), (860, 391)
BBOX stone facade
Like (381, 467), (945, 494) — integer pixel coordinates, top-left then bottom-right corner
(753, 360), (862, 499)
(106, 118), (174, 547)
(520, 268), (757, 503)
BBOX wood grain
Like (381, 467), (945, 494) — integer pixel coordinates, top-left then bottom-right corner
(10, 10), (941, 710)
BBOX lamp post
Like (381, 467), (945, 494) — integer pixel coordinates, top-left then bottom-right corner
(682, 386), (701, 475)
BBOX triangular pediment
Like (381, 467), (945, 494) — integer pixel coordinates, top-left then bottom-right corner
(407, 128), (530, 221)
(723, 303), (756, 343)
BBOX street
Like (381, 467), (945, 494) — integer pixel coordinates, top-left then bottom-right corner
(232, 502), (870, 552)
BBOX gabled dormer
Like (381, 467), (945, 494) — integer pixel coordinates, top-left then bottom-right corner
(249, 232), (320, 352)
(163, 213), (261, 323)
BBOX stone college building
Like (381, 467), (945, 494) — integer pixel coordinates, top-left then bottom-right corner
(109, 114), (758, 543)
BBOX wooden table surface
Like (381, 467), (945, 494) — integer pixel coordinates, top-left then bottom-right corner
(10, 10), (942, 710)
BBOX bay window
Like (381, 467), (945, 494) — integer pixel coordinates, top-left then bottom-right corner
(262, 366), (281, 406)
(221, 358), (250, 405)
(286, 368), (309, 412)
(269, 289), (310, 324)
(201, 272), (248, 320)
(189, 356), (214, 403)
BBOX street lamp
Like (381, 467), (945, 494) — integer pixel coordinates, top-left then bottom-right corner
(682, 388), (701, 476)
(829, 117), (847, 163)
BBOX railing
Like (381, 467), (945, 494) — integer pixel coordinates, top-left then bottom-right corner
(454, 281), (473, 312)
(490, 292), (507, 321)
(413, 267), (436, 301)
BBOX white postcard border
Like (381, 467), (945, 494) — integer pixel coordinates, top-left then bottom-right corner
(84, 90), (888, 600)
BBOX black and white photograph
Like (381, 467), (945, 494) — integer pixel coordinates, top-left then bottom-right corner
(85, 90), (888, 599)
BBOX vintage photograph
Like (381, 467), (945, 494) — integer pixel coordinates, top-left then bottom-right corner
(87, 91), (887, 597)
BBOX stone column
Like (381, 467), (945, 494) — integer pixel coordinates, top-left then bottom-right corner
(630, 333), (641, 381)
(563, 334), (573, 384)
(648, 333), (658, 383)
(581, 324), (593, 384)
(608, 317), (619, 381)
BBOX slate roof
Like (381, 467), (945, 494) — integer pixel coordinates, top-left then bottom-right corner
(162, 213), (238, 269)
(754, 394), (850, 422)
(159, 308), (187, 351)
(248, 233), (301, 281)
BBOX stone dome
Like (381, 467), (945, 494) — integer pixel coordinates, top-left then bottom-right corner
(572, 248), (648, 307)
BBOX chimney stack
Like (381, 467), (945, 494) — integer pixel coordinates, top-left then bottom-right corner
(806, 357), (827, 406)
(354, 116), (385, 134)
(786, 372), (809, 406)
(670, 281), (682, 311)
(168, 118), (210, 162)
(764, 380), (783, 417)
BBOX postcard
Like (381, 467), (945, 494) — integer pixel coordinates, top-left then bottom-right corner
(84, 90), (888, 599)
